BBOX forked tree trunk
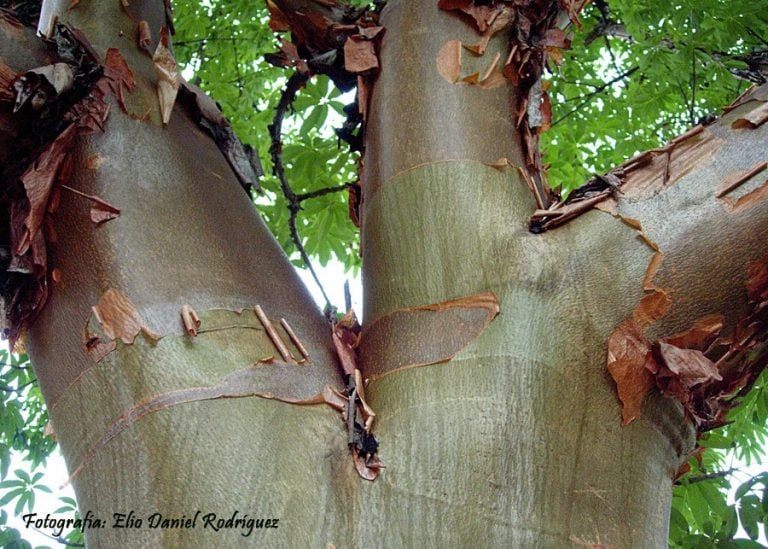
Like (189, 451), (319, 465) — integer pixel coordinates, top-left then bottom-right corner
(2, 0), (767, 546)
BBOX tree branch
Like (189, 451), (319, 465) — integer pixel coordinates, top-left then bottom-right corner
(268, 71), (333, 309)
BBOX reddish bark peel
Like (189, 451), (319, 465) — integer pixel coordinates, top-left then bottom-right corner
(607, 290), (670, 424)
(1, 22), (137, 346)
(715, 162), (767, 198)
(178, 82), (264, 194)
(609, 256), (768, 429)
(437, 39), (462, 83)
(64, 361), (346, 484)
(438, 0), (586, 209)
(720, 180), (768, 214)
(358, 291), (501, 380)
(18, 124), (76, 255)
(101, 48), (135, 114)
(138, 21), (152, 54)
(732, 101), (768, 129)
(59, 184), (121, 225)
(83, 289), (159, 362)
(180, 305), (201, 336)
(152, 27), (179, 125)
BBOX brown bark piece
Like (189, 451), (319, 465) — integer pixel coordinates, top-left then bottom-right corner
(358, 291), (500, 380)
(18, 124), (76, 255)
(661, 314), (724, 352)
(607, 290), (670, 424)
(153, 27), (179, 125)
(732, 101), (768, 129)
(102, 48), (136, 114)
(181, 305), (201, 336)
(620, 129), (723, 200)
(715, 162), (767, 198)
(720, 180), (768, 214)
(91, 289), (153, 344)
(344, 36), (378, 73)
(83, 289), (159, 362)
(437, 39), (462, 84)
(138, 21), (152, 54)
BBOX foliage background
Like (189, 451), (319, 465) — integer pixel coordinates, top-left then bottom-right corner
(1, 0), (767, 546)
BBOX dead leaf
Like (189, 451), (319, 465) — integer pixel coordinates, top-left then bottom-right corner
(437, 39), (462, 84)
(153, 26), (180, 124)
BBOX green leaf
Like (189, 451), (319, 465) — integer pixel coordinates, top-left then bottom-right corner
(738, 495), (762, 540)
(0, 488), (24, 507)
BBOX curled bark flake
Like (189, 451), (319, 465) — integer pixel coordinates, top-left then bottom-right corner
(488, 157), (520, 171)
(59, 184), (120, 225)
(715, 162), (767, 198)
(619, 127), (723, 200)
(720, 180), (768, 214)
(83, 289), (159, 362)
(332, 325), (358, 376)
(731, 101), (768, 129)
(661, 314), (724, 353)
(101, 48), (135, 114)
(137, 21), (152, 54)
(181, 305), (201, 336)
(607, 290), (670, 424)
(254, 304), (295, 363)
(344, 35), (378, 73)
(280, 318), (310, 362)
(18, 124), (76, 255)
(437, 39), (462, 84)
(358, 291), (500, 380)
(657, 343), (722, 390)
(152, 27), (179, 125)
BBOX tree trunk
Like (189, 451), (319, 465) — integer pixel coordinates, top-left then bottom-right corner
(2, 0), (767, 546)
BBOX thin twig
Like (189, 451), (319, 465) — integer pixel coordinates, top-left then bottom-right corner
(683, 468), (738, 484)
(173, 37), (239, 46)
(553, 66), (638, 126)
(0, 379), (36, 393)
(268, 71), (333, 308)
(296, 183), (352, 202)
